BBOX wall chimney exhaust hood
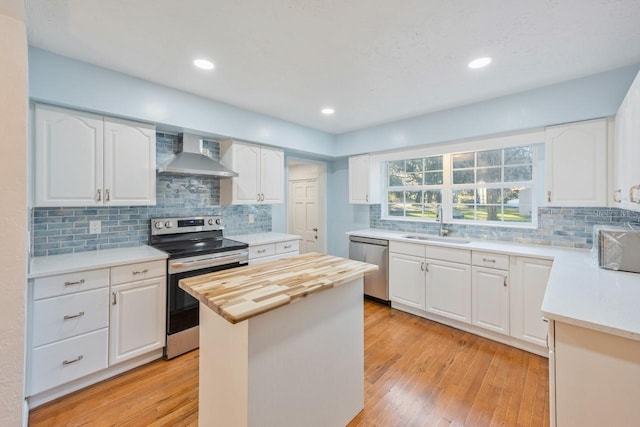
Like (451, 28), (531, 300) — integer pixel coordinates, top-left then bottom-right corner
(158, 133), (238, 178)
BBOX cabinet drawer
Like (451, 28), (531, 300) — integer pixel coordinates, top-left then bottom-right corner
(472, 251), (510, 270)
(30, 328), (108, 395)
(249, 243), (276, 259)
(249, 252), (299, 265)
(389, 241), (425, 257)
(426, 246), (471, 264)
(276, 240), (299, 254)
(32, 288), (109, 347)
(111, 260), (165, 285)
(33, 268), (109, 300)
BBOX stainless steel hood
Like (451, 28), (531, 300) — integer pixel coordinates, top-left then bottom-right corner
(158, 133), (238, 177)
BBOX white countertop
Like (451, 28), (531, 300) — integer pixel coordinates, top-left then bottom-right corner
(227, 232), (301, 246)
(348, 229), (640, 341)
(29, 245), (168, 278)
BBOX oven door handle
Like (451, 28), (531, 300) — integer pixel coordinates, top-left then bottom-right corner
(170, 252), (248, 270)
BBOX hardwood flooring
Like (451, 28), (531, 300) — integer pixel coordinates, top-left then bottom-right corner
(29, 301), (549, 427)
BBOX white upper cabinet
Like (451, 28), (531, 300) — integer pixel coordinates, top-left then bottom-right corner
(544, 118), (608, 207)
(34, 104), (156, 207)
(220, 140), (284, 205)
(103, 117), (156, 206)
(349, 154), (370, 204)
(613, 70), (640, 210)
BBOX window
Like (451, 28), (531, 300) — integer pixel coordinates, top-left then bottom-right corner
(387, 156), (443, 218)
(384, 145), (536, 226)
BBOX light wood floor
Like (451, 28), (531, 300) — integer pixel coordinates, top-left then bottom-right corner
(30, 301), (549, 426)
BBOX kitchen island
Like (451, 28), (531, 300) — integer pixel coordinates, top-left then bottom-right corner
(179, 252), (378, 427)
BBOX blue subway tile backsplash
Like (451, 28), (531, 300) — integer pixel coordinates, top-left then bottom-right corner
(369, 205), (640, 249)
(31, 133), (272, 256)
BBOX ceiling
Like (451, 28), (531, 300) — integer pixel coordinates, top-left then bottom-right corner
(25, 0), (640, 134)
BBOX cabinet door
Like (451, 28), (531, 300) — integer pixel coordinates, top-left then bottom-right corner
(260, 147), (284, 203)
(34, 104), (104, 206)
(103, 118), (156, 206)
(230, 143), (261, 204)
(348, 154), (370, 204)
(510, 257), (552, 347)
(425, 259), (471, 323)
(109, 277), (166, 366)
(389, 252), (425, 310)
(614, 71), (640, 210)
(545, 118), (608, 206)
(472, 266), (509, 334)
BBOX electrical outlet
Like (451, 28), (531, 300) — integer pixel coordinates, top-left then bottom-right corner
(89, 220), (102, 234)
(248, 214), (255, 224)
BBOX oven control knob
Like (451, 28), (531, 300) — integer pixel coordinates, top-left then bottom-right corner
(154, 221), (164, 229)
(208, 218), (214, 225)
(215, 218), (222, 225)
(165, 221), (173, 229)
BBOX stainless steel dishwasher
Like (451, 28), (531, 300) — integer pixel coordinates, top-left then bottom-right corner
(348, 236), (389, 303)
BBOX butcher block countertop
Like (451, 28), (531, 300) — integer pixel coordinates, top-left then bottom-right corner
(179, 252), (378, 324)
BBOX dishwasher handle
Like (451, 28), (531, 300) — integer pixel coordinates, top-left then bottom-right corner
(348, 236), (388, 246)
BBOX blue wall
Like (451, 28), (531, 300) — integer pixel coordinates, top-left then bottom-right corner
(334, 64), (640, 157)
(28, 48), (336, 157)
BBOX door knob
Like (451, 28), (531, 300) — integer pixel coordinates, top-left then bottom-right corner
(312, 228), (318, 231)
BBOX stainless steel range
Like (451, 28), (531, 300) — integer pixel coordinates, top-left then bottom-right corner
(150, 216), (248, 359)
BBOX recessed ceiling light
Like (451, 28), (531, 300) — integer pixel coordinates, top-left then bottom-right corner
(193, 58), (215, 70)
(321, 107), (335, 115)
(468, 57), (492, 69)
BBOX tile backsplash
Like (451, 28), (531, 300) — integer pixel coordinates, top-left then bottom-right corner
(31, 133), (272, 257)
(370, 205), (640, 249)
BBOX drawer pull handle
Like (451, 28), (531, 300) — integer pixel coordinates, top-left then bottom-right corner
(482, 258), (496, 263)
(63, 311), (85, 320)
(420, 262), (425, 271)
(133, 269), (149, 275)
(283, 245), (292, 249)
(62, 355), (83, 366)
(257, 249), (267, 254)
(64, 279), (85, 287)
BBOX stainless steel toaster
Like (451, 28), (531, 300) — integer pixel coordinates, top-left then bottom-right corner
(595, 225), (640, 274)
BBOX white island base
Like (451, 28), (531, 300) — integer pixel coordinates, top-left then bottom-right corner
(198, 278), (364, 427)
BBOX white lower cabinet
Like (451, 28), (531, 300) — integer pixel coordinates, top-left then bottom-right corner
(247, 239), (300, 265)
(389, 252), (426, 310)
(472, 266), (509, 334)
(510, 256), (552, 347)
(425, 258), (471, 323)
(109, 276), (166, 366)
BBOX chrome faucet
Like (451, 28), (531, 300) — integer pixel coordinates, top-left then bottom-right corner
(436, 205), (449, 237)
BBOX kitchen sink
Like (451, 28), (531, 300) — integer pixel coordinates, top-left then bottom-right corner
(403, 235), (471, 244)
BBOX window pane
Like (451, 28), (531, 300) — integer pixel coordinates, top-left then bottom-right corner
(453, 169), (474, 184)
(388, 191), (404, 216)
(389, 175), (403, 186)
(403, 172), (423, 186)
(452, 152), (474, 169)
(503, 187), (532, 222)
(423, 190), (442, 219)
(476, 167), (501, 183)
(476, 188), (502, 204)
(504, 165), (532, 182)
(425, 155), (443, 171)
(425, 171), (443, 185)
(504, 146), (532, 165)
(388, 161), (404, 175)
(453, 189), (475, 204)
(477, 205), (502, 222)
(405, 159), (423, 172)
(405, 191), (422, 217)
(477, 149), (502, 167)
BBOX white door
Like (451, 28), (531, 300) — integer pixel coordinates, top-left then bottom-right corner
(472, 266), (509, 334)
(389, 252), (425, 310)
(233, 143), (261, 203)
(109, 277), (166, 366)
(545, 118), (608, 206)
(260, 147), (284, 203)
(510, 257), (552, 347)
(425, 259), (472, 323)
(291, 180), (319, 253)
(103, 117), (156, 206)
(34, 104), (104, 206)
